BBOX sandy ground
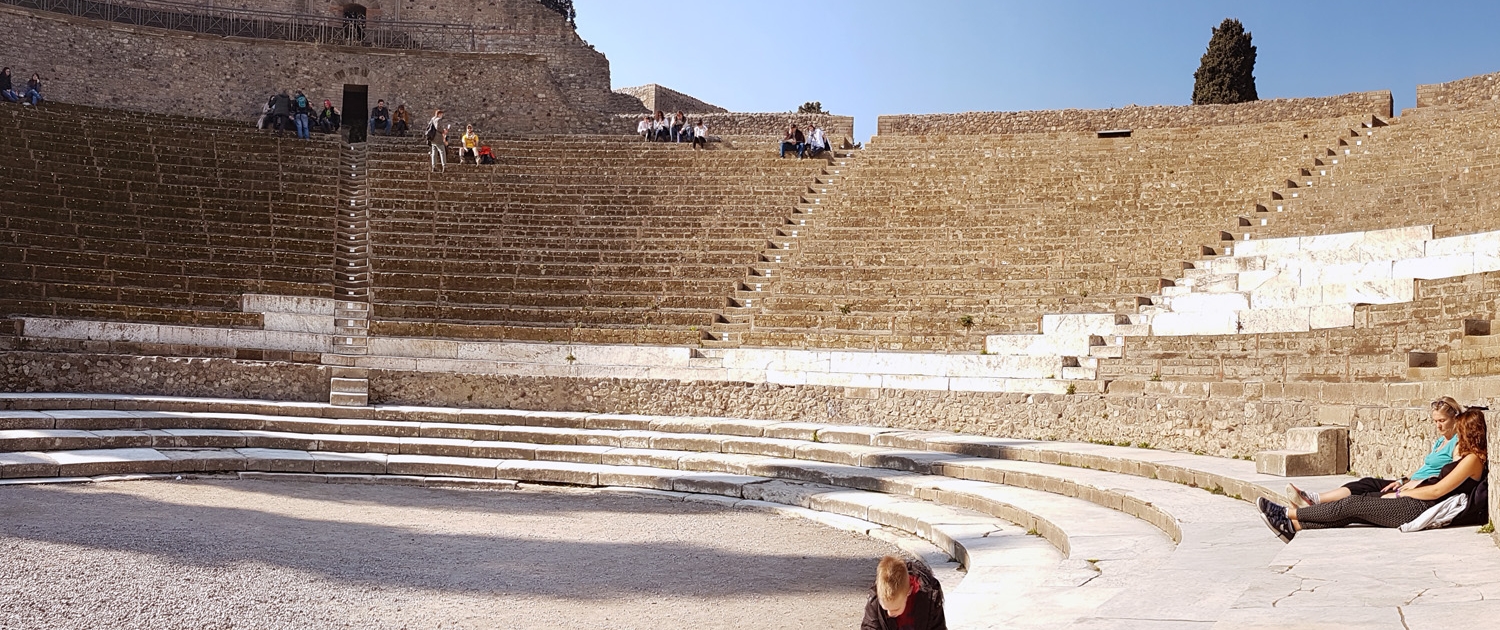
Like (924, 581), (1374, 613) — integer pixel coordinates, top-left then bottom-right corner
(0, 478), (904, 630)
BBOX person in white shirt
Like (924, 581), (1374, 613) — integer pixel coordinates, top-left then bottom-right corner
(426, 109), (448, 171)
(637, 115), (652, 141)
(806, 124), (828, 157)
(692, 120), (708, 149)
(653, 111), (669, 141)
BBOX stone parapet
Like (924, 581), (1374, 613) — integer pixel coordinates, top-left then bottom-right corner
(877, 90), (1391, 136)
(1416, 70), (1500, 109)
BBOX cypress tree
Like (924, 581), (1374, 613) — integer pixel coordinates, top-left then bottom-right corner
(1192, 18), (1258, 105)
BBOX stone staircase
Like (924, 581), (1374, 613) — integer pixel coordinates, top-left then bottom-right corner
(330, 142), (372, 406)
(982, 116), (1398, 379)
(702, 149), (860, 348)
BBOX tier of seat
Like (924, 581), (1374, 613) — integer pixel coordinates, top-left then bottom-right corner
(2, 393), (1494, 628)
(732, 116), (1369, 351)
(0, 102), (338, 326)
(366, 136), (831, 344)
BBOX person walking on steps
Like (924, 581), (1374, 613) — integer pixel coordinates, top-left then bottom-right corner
(426, 109), (448, 171)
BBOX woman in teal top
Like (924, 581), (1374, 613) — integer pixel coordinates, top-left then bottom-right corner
(1286, 397), (1461, 507)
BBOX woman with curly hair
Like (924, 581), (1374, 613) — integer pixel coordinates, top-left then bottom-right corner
(1286, 397), (1463, 507)
(1258, 407), (1488, 542)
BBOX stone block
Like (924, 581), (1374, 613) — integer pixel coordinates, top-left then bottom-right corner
(496, 461), (604, 486)
(1392, 254), (1476, 280)
(596, 466), (680, 491)
(1040, 313), (1119, 336)
(1238, 308), (1310, 334)
(1167, 292), (1249, 313)
(1150, 311), (1238, 336)
(310, 451), (387, 474)
(49, 448), (171, 476)
(237, 448), (316, 473)
(261, 313), (335, 334)
(1234, 236), (1301, 257)
(1309, 304), (1355, 329)
(0, 452), (60, 478)
(671, 473), (765, 497)
(242, 294), (335, 316)
(1255, 426), (1348, 476)
(160, 449), (247, 473)
(385, 454), (499, 479)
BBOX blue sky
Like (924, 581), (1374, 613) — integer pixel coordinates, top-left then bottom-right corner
(574, 1), (1500, 141)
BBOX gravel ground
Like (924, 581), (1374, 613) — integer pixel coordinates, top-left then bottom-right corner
(0, 478), (904, 630)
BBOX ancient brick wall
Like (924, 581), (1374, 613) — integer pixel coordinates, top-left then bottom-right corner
(1416, 71), (1500, 109)
(877, 90), (1392, 136)
(112, 0), (578, 34)
(0, 4), (612, 134)
(614, 112), (855, 143)
(0, 352), (329, 401)
(613, 84), (728, 114)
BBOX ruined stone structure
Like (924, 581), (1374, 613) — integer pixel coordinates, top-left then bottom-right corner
(613, 83), (728, 114)
(2, 5), (1499, 569)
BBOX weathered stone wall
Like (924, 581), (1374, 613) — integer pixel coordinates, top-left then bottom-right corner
(877, 90), (1392, 136)
(613, 84), (728, 115)
(614, 113), (855, 143)
(1416, 71), (1500, 109)
(0, 4), (612, 134)
(112, 0), (579, 36)
(0, 352), (328, 401)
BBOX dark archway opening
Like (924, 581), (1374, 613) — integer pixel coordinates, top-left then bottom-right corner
(343, 84), (368, 144)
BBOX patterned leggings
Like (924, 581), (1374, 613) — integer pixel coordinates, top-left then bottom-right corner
(1296, 495), (1436, 529)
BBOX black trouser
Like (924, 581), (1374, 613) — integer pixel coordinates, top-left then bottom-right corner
(1342, 477), (1399, 496)
(1297, 494), (1436, 529)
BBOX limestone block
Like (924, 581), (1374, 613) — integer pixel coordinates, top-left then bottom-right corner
(803, 371), (883, 389)
(983, 334), (1093, 357)
(0, 452), (60, 478)
(1300, 261), (1393, 287)
(719, 437), (799, 458)
(310, 451), (387, 474)
(1309, 304), (1355, 329)
(741, 479), (842, 509)
(1255, 427), (1348, 477)
(1238, 308), (1311, 335)
(1299, 230), (1370, 252)
(0, 411), (52, 431)
(596, 466), (681, 491)
(256, 331), (331, 354)
(1041, 313), (1119, 337)
(369, 337), (461, 359)
(1210, 255), (1266, 273)
(532, 444), (613, 464)
(599, 448), (684, 469)
(1150, 311), (1238, 336)
(1167, 292), (1249, 313)
(877, 375), (948, 391)
(160, 449), (247, 473)
(241, 294), (336, 316)
(23, 318), (159, 343)
(1323, 279), (1413, 305)
(1392, 254), (1475, 280)
(455, 341), (565, 363)
(49, 448), (171, 476)
(154, 325), (233, 348)
(386, 454), (499, 479)
(1234, 236), (1301, 257)
(764, 369), (809, 386)
(646, 367), (726, 382)
(261, 313), (335, 334)
(1475, 253), (1500, 274)
(1425, 230), (1500, 256)
(396, 437), (477, 458)
(1250, 282), (1324, 310)
(572, 344), (691, 367)
(807, 489), (907, 521)
(671, 472), (765, 497)
(236, 448), (316, 473)
(947, 377), (1010, 393)
(495, 461), (603, 486)
(762, 422), (826, 441)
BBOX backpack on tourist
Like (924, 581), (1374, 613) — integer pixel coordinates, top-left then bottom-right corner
(425, 122), (438, 143)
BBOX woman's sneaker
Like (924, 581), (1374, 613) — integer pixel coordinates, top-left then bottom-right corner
(1285, 483), (1316, 508)
(1257, 497), (1297, 543)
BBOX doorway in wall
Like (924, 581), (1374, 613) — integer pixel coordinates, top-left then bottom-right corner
(343, 84), (368, 143)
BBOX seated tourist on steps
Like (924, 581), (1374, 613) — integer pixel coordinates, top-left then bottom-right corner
(692, 120), (708, 149)
(806, 123), (829, 157)
(637, 115), (652, 140)
(671, 110), (687, 142)
(25, 73), (43, 106)
(861, 555), (946, 630)
(0, 68), (17, 103)
(653, 110), (670, 141)
(460, 124), (480, 164)
(477, 145), (495, 164)
(370, 99), (391, 135)
(1258, 407), (1488, 542)
(779, 125), (806, 158)
(1287, 397), (1462, 508)
(392, 104), (411, 136)
(318, 100), (341, 134)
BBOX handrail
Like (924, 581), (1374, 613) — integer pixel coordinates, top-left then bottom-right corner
(0, 0), (491, 51)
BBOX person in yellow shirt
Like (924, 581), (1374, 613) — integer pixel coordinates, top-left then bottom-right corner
(461, 124), (480, 164)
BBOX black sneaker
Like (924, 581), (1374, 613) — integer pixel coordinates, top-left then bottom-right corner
(1257, 497), (1296, 543)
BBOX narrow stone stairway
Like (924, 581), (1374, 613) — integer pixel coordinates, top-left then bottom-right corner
(329, 141), (371, 406)
(701, 149), (859, 348)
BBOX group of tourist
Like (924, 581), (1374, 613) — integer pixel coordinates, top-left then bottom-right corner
(779, 123), (831, 158)
(258, 90), (343, 139)
(1, 67), (44, 106)
(368, 99), (413, 136)
(418, 109), (495, 171)
(635, 110), (710, 148)
(1258, 397), (1489, 541)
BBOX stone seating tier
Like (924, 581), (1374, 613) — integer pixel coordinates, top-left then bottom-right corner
(2, 394), (1494, 629)
(1, 103), (340, 327)
(368, 136), (831, 344)
(734, 116), (1370, 351)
